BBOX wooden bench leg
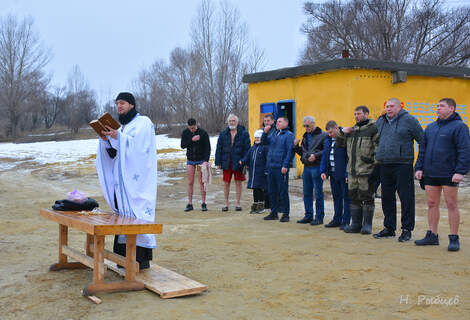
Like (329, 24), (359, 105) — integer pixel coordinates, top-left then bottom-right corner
(85, 233), (93, 258)
(50, 224), (87, 271)
(83, 234), (144, 296)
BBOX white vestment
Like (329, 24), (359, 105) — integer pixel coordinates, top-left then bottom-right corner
(96, 114), (157, 248)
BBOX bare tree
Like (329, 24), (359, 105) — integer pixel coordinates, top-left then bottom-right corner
(0, 15), (50, 137)
(300, 0), (470, 66)
(64, 65), (97, 133)
(191, 0), (264, 132)
(42, 86), (66, 129)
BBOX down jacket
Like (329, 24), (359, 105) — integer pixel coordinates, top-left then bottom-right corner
(415, 112), (470, 178)
(240, 143), (268, 189)
(215, 125), (251, 171)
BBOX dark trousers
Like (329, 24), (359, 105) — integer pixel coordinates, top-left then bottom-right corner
(253, 188), (265, 202)
(330, 174), (351, 224)
(267, 168), (290, 215)
(380, 163), (415, 231)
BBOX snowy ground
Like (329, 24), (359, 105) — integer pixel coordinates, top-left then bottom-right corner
(0, 134), (219, 175)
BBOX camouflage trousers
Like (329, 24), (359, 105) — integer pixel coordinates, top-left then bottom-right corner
(348, 175), (375, 204)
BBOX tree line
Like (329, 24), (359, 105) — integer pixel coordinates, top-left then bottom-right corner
(1, 0), (468, 140)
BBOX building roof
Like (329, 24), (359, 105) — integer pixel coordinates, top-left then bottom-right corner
(242, 59), (470, 84)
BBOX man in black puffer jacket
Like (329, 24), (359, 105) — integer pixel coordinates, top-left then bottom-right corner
(215, 114), (251, 211)
(294, 116), (328, 225)
(181, 118), (211, 212)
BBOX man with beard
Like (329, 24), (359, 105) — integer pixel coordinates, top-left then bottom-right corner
(96, 92), (157, 270)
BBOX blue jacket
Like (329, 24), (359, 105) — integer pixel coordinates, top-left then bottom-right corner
(320, 135), (348, 180)
(240, 143), (268, 189)
(215, 125), (251, 171)
(262, 128), (295, 169)
(415, 113), (470, 178)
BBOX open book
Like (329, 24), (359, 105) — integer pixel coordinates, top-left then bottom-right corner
(89, 112), (121, 138)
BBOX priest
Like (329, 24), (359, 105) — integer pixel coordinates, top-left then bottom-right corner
(96, 92), (157, 270)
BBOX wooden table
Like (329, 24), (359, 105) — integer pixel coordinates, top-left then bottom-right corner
(40, 209), (162, 296)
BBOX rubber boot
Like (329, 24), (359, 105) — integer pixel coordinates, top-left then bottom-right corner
(250, 203), (256, 214)
(256, 202), (265, 214)
(344, 204), (362, 233)
(360, 204), (374, 234)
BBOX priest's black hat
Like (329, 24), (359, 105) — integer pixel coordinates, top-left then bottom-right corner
(116, 92), (136, 106)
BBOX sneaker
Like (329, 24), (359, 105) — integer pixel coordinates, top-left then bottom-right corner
(448, 234), (460, 251)
(296, 216), (313, 224)
(279, 214), (289, 222)
(201, 203), (208, 211)
(339, 223), (348, 231)
(263, 212), (278, 220)
(222, 206), (228, 212)
(414, 230), (439, 246)
(373, 228), (396, 239)
(184, 204), (194, 212)
(325, 220), (341, 228)
(310, 219), (323, 226)
(398, 229), (412, 242)
(235, 206), (242, 211)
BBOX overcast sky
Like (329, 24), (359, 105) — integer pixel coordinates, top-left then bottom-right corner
(3, 0), (466, 104)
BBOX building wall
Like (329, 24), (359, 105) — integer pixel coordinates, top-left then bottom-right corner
(248, 68), (469, 176)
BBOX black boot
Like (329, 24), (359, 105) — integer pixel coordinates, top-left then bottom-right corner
(414, 230), (439, 246)
(344, 204), (362, 233)
(360, 204), (374, 234)
(448, 234), (460, 251)
(263, 212), (279, 220)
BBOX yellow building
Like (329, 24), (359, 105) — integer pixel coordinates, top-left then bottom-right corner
(243, 59), (470, 176)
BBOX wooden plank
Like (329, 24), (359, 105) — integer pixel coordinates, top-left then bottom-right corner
(86, 295), (102, 304)
(83, 280), (144, 296)
(89, 244), (139, 272)
(105, 260), (207, 298)
(59, 225), (68, 264)
(61, 245), (102, 271)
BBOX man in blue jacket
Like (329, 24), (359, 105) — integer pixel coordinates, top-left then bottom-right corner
(261, 116), (295, 222)
(415, 98), (470, 251)
(215, 114), (251, 211)
(320, 120), (351, 230)
(373, 98), (424, 242)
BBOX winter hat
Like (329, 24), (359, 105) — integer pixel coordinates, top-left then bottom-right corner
(116, 92), (136, 106)
(254, 129), (264, 139)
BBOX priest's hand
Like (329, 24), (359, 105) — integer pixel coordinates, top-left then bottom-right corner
(103, 125), (118, 139)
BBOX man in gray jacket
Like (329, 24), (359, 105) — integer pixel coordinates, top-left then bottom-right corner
(373, 98), (424, 242)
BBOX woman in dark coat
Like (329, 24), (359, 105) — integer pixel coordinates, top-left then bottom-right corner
(240, 129), (268, 213)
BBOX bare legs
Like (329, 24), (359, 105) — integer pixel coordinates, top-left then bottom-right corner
(187, 165), (206, 205)
(425, 185), (459, 235)
(223, 180), (242, 207)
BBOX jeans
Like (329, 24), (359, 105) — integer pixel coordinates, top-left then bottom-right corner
(380, 163), (415, 231)
(330, 175), (351, 224)
(302, 166), (324, 220)
(267, 168), (289, 215)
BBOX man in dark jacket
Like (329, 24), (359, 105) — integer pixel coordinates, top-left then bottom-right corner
(294, 116), (328, 225)
(373, 98), (424, 242)
(215, 114), (251, 211)
(337, 106), (379, 235)
(261, 116), (295, 222)
(415, 98), (470, 251)
(181, 118), (211, 212)
(320, 120), (351, 229)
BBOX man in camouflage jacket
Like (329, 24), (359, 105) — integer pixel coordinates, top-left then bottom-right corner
(337, 105), (379, 235)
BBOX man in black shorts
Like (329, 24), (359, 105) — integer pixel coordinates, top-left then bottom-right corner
(414, 98), (470, 251)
